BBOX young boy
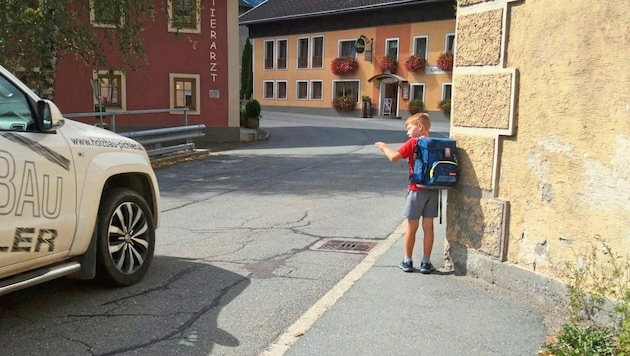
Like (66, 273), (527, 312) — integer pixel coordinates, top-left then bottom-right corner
(375, 112), (438, 274)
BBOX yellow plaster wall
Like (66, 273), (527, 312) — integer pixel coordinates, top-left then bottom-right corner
(452, 0), (630, 281)
(500, 0), (630, 277)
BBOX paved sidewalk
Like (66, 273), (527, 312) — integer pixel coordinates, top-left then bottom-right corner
(262, 219), (548, 356)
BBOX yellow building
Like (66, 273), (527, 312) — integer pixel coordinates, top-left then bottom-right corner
(447, 0), (630, 307)
(239, 1), (456, 119)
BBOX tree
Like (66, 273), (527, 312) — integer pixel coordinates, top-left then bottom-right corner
(240, 38), (253, 100)
(0, 0), (157, 100)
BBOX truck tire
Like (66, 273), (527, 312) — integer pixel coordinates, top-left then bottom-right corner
(95, 188), (155, 286)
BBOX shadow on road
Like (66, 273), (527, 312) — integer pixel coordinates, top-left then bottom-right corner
(0, 256), (250, 355)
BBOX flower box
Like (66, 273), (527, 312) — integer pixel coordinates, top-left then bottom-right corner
(333, 95), (356, 112)
(331, 57), (359, 75)
(404, 55), (427, 73)
(408, 98), (424, 115)
(436, 51), (454, 72)
(379, 55), (398, 73)
(438, 99), (451, 113)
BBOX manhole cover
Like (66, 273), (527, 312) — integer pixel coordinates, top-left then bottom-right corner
(312, 239), (378, 254)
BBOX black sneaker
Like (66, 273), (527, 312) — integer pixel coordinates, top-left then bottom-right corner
(399, 260), (414, 272)
(420, 261), (434, 274)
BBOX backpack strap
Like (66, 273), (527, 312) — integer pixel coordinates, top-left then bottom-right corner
(438, 189), (443, 225)
(410, 137), (419, 186)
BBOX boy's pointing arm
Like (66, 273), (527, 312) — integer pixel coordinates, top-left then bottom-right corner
(375, 142), (403, 162)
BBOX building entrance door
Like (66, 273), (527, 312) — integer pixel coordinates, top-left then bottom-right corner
(383, 83), (398, 116)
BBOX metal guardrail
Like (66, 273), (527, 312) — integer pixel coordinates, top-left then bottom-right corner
(65, 108), (189, 132)
(119, 124), (206, 157)
(65, 108), (205, 157)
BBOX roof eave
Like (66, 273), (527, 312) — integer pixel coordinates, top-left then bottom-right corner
(239, 0), (446, 25)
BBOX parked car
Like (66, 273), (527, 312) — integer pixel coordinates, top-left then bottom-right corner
(0, 64), (160, 296)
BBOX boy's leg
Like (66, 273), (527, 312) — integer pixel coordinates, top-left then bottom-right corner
(418, 190), (439, 274)
(405, 219), (420, 258)
(421, 217), (435, 260)
(401, 191), (421, 272)
(399, 218), (419, 272)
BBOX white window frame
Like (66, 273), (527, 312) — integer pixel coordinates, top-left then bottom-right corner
(93, 69), (127, 112)
(445, 33), (456, 52)
(297, 37), (310, 69)
(332, 79), (360, 103)
(311, 36), (324, 69)
(90, 0), (125, 28)
(276, 80), (288, 100)
(263, 80), (275, 99)
(167, 0), (201, 34)
(412, 36), (429, 59)
(410, 83), (426, 102)
(296, 80), (309, 100)
(169, 73), (200, 115)
(276, 39), (288, 70)
(264, 40), (275, 70)
(310, 80), (323, 100)
(338, 39), (356, 58)
(442, 82), (452, 100)
(385, 38), (399, 61)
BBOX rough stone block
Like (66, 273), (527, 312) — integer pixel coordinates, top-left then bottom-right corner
(456, 9), (503, 66)
(453, 73), (513, 130)
(452, 134), (495, 190)
(446, 191), (507, 259)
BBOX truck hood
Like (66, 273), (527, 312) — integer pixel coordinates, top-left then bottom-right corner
(64, 119), (129, 139)
(61, 119), (147, 155)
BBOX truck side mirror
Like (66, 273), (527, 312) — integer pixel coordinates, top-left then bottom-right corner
(37, 100), (53, 130)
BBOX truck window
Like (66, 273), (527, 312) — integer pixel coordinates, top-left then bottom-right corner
(0, 75), (35, 131)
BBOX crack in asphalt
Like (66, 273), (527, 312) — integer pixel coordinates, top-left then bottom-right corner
(99, 278), (248, 356)
(66, 312), (191, 319)
(59, 334), (96, 355)
(101, 266), (198, 307)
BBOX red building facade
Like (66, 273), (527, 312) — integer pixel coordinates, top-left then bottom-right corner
(54, 0), (240, 144)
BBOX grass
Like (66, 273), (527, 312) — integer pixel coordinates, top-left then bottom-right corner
(540, 237), (630, 355)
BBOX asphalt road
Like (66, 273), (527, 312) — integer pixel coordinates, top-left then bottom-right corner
(0, 112), (441, 355)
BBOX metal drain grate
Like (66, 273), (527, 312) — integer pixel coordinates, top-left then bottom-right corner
(313, 239), (378, 254)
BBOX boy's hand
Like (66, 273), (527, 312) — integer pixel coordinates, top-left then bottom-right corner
(375, 142), (402, 162)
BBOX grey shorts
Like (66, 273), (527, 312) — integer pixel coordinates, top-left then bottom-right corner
(403, 190), (439, 220)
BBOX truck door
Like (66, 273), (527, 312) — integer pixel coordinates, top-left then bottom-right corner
(0, 74), (77, 275)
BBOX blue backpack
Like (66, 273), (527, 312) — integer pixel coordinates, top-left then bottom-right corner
(411, 137), (459, 189)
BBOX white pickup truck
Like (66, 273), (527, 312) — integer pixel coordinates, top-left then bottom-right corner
(0, 65), (160, 295)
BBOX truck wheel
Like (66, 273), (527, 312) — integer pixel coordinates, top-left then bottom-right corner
(96, 188), (155, 286)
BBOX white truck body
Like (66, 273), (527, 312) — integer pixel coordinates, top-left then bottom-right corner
(0, 65), (160, 294)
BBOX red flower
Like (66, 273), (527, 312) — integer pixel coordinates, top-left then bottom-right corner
(332, 95), (356, 111)
(331, 57), (359, 75)
(404, 55), (427, 73)
(379, 55), (398, 73)
(436, 51), (454, 72)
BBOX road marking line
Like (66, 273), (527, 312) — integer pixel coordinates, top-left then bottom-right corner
(259, 221), (406, 356)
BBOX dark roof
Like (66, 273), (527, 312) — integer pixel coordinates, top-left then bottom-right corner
(239, 0), (447, 24)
